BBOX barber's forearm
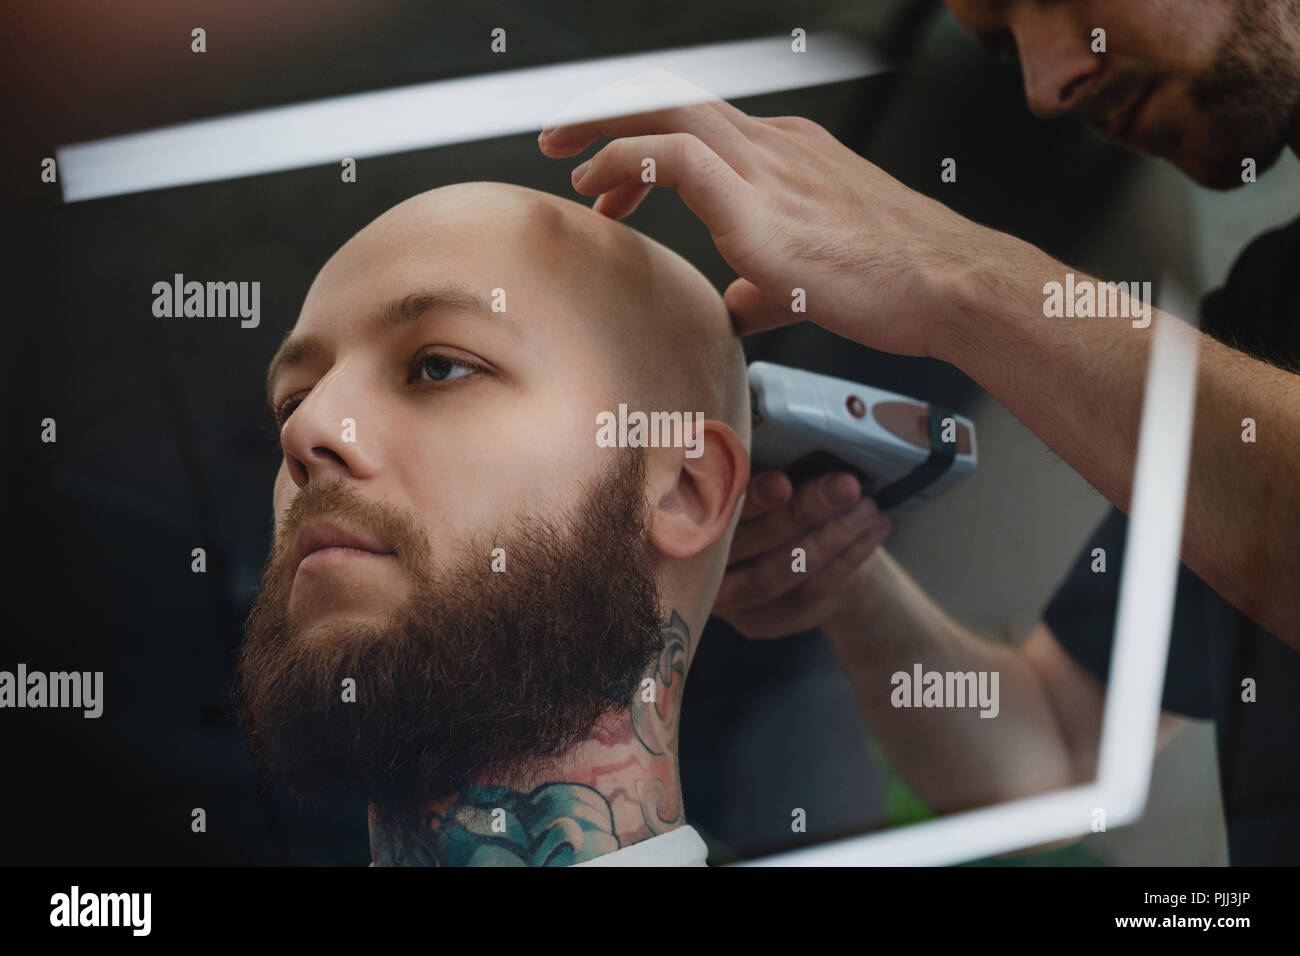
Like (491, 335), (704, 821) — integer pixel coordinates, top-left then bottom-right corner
(822, 550), (1074, 814)
(934, 239), (1300, 648)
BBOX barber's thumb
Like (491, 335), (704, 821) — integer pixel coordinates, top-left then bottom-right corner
(724, 277), (795, 336)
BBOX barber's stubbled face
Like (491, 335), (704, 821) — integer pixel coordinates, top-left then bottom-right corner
(235, 186), (667, 815)
(946, 0), (1300, 189)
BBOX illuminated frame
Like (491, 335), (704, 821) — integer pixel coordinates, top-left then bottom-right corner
(748, 283), (1198, 865)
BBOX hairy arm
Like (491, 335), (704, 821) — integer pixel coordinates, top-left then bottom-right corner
(822, 550), (1185, 813)
(938, 238), (1300, 649)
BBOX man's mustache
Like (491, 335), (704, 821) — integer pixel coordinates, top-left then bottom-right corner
(1081, 69), (1154, 131)
(269, 482), (431, 582)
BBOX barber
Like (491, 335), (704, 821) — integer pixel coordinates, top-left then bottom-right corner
(539, 0), (1300, 863)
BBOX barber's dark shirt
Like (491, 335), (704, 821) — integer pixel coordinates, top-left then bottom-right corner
(1043, 214), (1300, 865)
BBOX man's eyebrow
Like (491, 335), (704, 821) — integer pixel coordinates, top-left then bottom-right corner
(265, 285), (522, 401)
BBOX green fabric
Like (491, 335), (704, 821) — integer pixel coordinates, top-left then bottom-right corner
(871, 738), (1109, 866)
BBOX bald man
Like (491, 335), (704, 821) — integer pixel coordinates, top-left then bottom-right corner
(233, 181), (752, 866)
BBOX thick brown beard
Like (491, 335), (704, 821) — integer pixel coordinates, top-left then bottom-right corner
(233, 446), (666, 820)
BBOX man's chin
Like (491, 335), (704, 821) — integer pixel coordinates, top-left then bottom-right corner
(285, 568), (413, 624)
(285, 594), (405, 631)
(281, 612), (390, 648)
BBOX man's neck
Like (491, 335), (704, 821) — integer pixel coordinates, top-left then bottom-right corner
(368, 608), (696, 866)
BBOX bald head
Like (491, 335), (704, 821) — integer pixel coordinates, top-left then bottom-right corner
(491, 183), (751, 452)
(315, 181), (749, 450)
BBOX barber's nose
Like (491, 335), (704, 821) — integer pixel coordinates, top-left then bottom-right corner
(1014, 14), (1101, 118)
(277, 371), (381, 488)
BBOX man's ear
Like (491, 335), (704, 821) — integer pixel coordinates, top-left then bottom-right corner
(646, 420), (750, 560)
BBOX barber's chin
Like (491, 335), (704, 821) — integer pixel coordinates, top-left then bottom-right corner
(1166, 126), (1280, 191)
(1177, 153), (1250, 191)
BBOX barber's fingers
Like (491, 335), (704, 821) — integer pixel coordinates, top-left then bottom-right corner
(538, 73), (760, 171)
(717, 496), (889, 608)
(725, 523), (891, 639)
(739, 470), (793, 521)
(729, 472), (863, 564)
(569, 132), (756, 240)
(590, 181), (655, 220)
(715, 504), (891, 615)
(725, 277), (797, 336)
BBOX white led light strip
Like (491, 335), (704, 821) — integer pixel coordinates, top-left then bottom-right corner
(57, 32), (885, 202)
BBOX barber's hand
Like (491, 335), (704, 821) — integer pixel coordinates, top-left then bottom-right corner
(538, 70), (1011, 358)
(712, 469), (891, 639)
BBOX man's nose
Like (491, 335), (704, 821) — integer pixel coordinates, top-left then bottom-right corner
(277, 369), (382, 488)
(1014, 10), (1101, 118)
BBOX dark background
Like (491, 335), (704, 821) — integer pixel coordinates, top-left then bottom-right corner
(1, 0), (1156, 864)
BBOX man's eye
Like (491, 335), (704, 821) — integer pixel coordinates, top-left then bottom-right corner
(413, 351), (482, 385)
(274, 392), (305, 427)
(272, 351), (484, 427)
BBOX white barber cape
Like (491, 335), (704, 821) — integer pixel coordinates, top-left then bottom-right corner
(571, 824), (709, 867)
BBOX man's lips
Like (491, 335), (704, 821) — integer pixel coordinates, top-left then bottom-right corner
(290, 519), (396, 572)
